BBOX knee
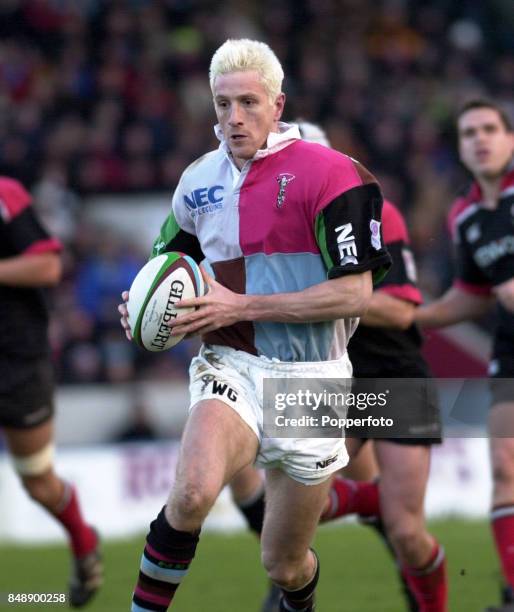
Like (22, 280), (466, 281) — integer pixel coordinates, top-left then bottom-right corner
(21, 473), (55, 506)
(386, 519), (424, 558)
(261, 551), (304, 589)
(492, 458), (514, 488)
(172, 481), (218, 523)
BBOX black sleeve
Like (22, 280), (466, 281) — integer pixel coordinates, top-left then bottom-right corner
(150, 211), (205, 264)
(315, 183), (391, 283)
(5, 206), (53, 254)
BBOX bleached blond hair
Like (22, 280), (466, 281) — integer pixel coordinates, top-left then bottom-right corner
(209, 39), (284, 103)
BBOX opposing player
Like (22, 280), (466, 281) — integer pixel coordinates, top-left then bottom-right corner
(119, 39), (390, 611)
(415, 99), (514, 612)
(0, 177), (102, 607)
(292, 120), (445, 612)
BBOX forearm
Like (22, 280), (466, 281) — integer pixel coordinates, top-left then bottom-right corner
(243, 272), (372, 323)
(359, 292), (415, 329)
(0, 253), (62, 287)
(415, 286), (493, 328)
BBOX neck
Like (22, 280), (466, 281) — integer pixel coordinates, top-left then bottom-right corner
(477, 175), (502, 209)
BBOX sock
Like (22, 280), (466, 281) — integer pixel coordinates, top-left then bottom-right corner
(279, 550), (319, 612)
(403, 542), (447, 612)
(492, 505), (514, 589)
(132, 506), (200, 611)
(364, 520), (419, 612)
(237, 487), (265, 536)
(54, 482), (97, 558)
(321, 476), (379, 521)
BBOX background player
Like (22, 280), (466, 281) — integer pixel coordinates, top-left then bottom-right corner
(415, 99), (514, 612)
(0, 177), (102, 607)
(293, 121), (446, 611)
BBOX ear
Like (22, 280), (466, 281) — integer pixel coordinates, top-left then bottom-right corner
(274, 93), (286, 122)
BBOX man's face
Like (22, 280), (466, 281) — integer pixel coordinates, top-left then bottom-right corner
(458, 107), (514, 180)
(213, 70), (285, 169)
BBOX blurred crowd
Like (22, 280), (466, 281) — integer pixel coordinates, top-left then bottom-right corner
(1, 0), (513, 383)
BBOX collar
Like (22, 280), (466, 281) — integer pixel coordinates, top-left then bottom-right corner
(467, 155), (514, 203)
(214, 122), (301, 163)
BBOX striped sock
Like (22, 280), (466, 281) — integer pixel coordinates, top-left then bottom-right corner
(321, 476), (379, 521)
(132, 507), (200, 611)
(403, 542), (447, 612)
(279, 550), (319, 612)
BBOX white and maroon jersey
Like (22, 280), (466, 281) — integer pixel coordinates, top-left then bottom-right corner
(153, 123), (391, 362)
(0, 177), (61, 356)
(448, 163), (514, 346)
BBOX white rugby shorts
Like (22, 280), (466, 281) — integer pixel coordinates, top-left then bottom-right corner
(189, 344), (352, 485)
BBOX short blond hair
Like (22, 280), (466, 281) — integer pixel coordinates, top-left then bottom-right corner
(209, 39), (284, 102)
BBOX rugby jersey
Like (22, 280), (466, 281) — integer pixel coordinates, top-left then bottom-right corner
(0, 177), (61, 356)
(153, 123), (391, 362)
(448, 163), (514, 346)
(348, 200), (429, 377)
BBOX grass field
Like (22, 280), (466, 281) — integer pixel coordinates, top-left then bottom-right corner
(0, 519), (501, 611)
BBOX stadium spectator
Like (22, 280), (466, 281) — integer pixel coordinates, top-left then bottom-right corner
(0, 176), (102, 607)
(415, 99), (514, 612)
(119, 38), (390, 611)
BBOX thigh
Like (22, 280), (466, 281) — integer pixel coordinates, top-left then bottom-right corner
(261, 469), (331, 558)
(3, 419), (54, 457)
(375, 441), (430, 517)
(342, 440), (379, 480)
(230, 464), (264, 503)
(174, 399), (259, 494)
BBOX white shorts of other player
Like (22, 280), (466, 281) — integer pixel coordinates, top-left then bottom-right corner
(189, 344), (352, 485)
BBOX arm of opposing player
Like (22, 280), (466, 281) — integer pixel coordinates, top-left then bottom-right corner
(359, 292), (415, 329)
(0, 251), (61, 287)
(415, 285), (493, 328)
(493, 277), (514, 313)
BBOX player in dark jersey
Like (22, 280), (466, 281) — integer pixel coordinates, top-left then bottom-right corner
(319, 198), (446, 612)
(415, 99), (514, 612)
(0, 177), (103, 607)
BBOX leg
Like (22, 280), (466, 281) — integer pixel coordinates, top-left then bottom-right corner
(261, 469), (331, 610)
(489, 402), (514, 603)
(133, 399), (259, 611)
(230, 464), (265, 535)
(341, 440), (379, 481)
(3, 420), (102, 607)
(375, 441), (447, 612)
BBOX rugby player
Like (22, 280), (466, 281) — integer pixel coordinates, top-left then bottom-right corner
(415, 99), (514, 612)
(119, 39), (390, 611)
(0, 177), (102, 607)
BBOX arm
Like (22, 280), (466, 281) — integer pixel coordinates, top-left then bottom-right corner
(493, 277), (514, 313)
(169, 268), (372, 337)
(0, 252), (61, 287)
(415, 285), (494, 328)
(359, 291), (415, 329)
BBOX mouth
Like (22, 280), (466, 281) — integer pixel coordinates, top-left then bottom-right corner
(475, 149), (490, 162)
(230, 134), (247, 143)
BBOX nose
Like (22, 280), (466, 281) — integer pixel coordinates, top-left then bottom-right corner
(228, 103), (243, 126)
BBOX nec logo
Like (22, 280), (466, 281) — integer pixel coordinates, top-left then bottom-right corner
(335, 223), (358, 265)
(315, 455), (338, 469)
(184, 186), (224, 216)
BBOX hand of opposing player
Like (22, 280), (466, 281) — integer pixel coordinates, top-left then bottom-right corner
(118, 290), (133, 340)
(494, 278), (514, 313)
(169, 267), (248, 336)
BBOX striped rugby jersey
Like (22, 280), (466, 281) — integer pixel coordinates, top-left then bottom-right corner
(152, 123), (391, 362)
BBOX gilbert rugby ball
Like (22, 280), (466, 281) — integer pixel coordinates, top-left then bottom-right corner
(127, 252), (205, 351)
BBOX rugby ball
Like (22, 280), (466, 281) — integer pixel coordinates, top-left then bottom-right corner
(127, 252), (205, 351)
